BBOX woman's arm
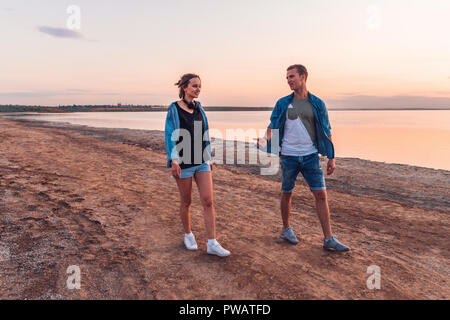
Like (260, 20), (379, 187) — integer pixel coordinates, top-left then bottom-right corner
(164, 105), (179, 167)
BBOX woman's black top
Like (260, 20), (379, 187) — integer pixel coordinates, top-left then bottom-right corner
(175, 102), (208, 169)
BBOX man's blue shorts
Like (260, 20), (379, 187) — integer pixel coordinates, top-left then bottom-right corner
(280, 153), (326, 193)
(180, 162), (211, 179)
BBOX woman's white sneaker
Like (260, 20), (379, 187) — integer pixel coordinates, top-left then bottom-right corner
(207, 240), (230, 257)
(184, 233), (198, 251)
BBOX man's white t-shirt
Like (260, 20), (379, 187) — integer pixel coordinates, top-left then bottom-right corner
(281, 104), (318, 156)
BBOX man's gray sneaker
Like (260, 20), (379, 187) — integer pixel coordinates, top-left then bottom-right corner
(323, 236), (350, 252)
(280, 227), (299, 244)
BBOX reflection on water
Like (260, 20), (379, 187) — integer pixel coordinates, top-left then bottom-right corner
(333, 126), (450, 170)
(5, 110), (450, 171)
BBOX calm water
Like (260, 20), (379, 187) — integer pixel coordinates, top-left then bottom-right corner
(6, 110), (450, 171)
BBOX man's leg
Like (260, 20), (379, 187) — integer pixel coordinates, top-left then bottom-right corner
(300, 153), (332, 238)
(280, 155), (300, 229)
(281, 192), (293, 229)
(312, 189), (349, 251)
(311, 190), (332, 240)
(302, 153), (349, 251)
(279, 156), (301, 244)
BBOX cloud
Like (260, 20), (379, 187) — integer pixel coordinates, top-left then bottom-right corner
(37, 26), (83, 39)
(433, 91), (450, 95)
(3, 8), (13, 11)
(66, 89), (91, 93)
(0, 91), (89, 98)
(335, 92), (360, 96)
(327, 95), (450, 109)
(0, 91), (56, 98)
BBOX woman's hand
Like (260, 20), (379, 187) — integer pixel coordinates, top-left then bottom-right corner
(171, 160), (181, 179)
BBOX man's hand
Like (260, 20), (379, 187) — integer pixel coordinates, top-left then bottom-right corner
(171, 160), (181, 179)
(254, 137), (267, 148)
(327, 158), (335, 176)
(254, 128), (271, 149)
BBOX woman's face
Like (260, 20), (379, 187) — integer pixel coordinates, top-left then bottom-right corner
(184, 77), (201, 99)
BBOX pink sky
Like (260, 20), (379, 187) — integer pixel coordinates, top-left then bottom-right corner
(0, 0), (449, 108)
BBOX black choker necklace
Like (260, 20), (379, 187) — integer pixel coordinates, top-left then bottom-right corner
(183, 99), (197, 110)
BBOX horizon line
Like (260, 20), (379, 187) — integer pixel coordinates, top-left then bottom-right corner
(1, 104), (450, 111)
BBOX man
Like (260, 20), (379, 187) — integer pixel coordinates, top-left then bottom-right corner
(257, 64), (349, 252)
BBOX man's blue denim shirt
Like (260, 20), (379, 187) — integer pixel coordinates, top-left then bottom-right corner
(260, 92), (335, 159)
(164, 101), (212, 168)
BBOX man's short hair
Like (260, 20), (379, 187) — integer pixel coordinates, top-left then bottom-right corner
(287, 64), (308, 80)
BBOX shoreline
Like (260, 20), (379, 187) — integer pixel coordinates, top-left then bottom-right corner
(0, 117), (449, 299)
(2, 114), (449, 171)
(3, 116), (449, 211)
(2, 107), (450, 113)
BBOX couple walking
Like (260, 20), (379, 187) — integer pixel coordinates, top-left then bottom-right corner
(164, 64), (350, 258)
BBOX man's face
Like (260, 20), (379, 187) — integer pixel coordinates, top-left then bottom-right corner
(286, 69), (306, 91)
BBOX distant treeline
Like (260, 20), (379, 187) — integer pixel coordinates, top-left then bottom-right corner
(0, 105), (273, 113)
(2, 104), (448, 113)
(0, 104), (167, 113)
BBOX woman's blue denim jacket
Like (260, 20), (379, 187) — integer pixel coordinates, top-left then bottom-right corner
(164, 101), (212, 168)
(259, 92), (335, 159)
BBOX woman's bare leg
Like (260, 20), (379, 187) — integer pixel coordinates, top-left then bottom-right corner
(194, 171), (216, 239)
(175, 177), (193, 234)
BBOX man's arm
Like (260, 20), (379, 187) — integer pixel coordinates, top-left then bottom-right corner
(255, 99), (281, 148)
(256, 127), (272, 148)
(326, 135), (335, 175)
(323, 96), (335, 175)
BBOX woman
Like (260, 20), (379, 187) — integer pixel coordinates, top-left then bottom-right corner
(164, 73), (230, 257)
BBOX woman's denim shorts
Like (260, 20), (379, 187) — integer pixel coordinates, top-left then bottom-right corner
(180, 162), (211, 179)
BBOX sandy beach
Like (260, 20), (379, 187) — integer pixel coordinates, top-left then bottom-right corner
(0, 117), (449, 299)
